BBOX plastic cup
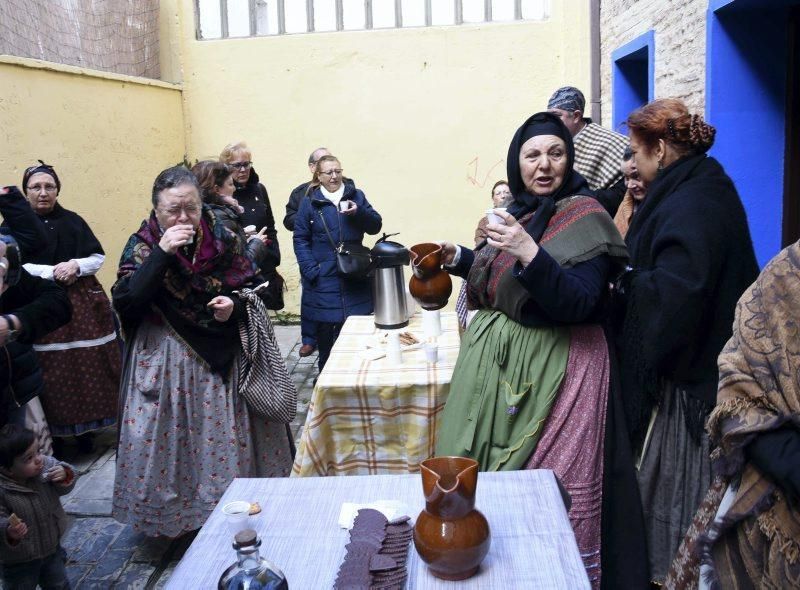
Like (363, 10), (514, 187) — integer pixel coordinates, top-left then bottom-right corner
(386, 331), (403, 365)
(222, 501), (252, 535)
(424, 343), (438, 364)
(338, 200), (350, 212)
(486, 207), (507, 225)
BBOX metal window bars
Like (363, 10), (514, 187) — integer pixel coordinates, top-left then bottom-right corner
(197, 0), (547, 40)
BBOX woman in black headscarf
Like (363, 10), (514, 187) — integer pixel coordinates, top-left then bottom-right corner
(435, 112), (637, 588)
(17, 161), (121, 452)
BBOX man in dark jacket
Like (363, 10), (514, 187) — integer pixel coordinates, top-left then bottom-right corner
(0, 228), (71, 426)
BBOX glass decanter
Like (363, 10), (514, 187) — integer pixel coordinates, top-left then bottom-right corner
(218, 529), (289, 590)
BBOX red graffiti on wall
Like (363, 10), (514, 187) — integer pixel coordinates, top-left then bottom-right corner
(466, 157), (504, 188)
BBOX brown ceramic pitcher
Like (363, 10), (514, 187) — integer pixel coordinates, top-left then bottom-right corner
(413, 456), (491, 580)
(408, 243), (452, 311)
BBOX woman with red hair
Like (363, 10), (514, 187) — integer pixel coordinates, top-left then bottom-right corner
(614, 98), (758, 584)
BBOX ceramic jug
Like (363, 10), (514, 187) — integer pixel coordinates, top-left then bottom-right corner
(408, 243), (452, 311)
(413, 456), (491, 580)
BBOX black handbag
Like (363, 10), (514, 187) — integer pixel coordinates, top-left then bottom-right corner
(261, 270), (286, 310)
(318, 209), (372, 280)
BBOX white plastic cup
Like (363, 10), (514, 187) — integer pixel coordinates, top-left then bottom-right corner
(338, 200), (351, 212)
(422, 309), (442, 338)
(486, 207), (507, 225)
(386, 331), (403, 365)
(424, 342), (438, 364)
(222, 501), (252, 535)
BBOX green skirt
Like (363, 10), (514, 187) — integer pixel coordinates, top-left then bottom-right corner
(435, 310), (569, 471)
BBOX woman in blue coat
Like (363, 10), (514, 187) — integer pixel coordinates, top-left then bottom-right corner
(293, 155), (382, 370)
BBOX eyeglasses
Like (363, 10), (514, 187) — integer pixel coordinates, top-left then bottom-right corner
(157, 205), (201, 217)
(319, 169), (343, 177)
(229, 161), (252, 170)
(26, 184), (58, 193)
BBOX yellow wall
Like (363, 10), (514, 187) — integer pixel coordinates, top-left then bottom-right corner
(172, 0), (591, 313)
(0, 57), (185, 290)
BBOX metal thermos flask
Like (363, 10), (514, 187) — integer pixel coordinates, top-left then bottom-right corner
(370, 235), (411, 329)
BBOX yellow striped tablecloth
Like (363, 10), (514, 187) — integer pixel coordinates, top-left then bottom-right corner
(292, 311), (460, 477)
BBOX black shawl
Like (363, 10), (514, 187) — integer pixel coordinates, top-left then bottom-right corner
(618, 154), (759, 443)
(25, 203), (104, 265)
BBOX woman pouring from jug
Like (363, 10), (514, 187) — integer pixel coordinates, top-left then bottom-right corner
(433, 112), (646, 588)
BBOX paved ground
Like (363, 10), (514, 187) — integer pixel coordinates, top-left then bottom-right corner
(44, 324), (315, 589)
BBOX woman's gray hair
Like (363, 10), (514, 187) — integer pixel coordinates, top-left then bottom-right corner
(151, 166), (199, 208)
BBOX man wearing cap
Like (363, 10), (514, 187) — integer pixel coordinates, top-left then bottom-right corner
(548, 86), (629, 216)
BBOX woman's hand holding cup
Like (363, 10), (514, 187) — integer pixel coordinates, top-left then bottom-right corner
(159, 224), (195, 255)
(486, 209), (539, 267)
(339, 200), (357, 215)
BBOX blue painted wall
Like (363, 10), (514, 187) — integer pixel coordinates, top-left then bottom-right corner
(707, 1), (792, 267)
(612, 31), (655, 131)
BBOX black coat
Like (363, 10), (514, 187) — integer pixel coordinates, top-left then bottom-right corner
(233, 168), (280, 271)
(618, 154), (759, 442)
(0, 270), (72, 422)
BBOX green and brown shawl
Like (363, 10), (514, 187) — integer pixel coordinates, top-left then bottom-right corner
(666, 241), (800, 589)
(467, 195), (628, 323)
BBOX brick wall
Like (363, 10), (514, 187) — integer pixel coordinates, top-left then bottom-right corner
(599, 0), (707, 126)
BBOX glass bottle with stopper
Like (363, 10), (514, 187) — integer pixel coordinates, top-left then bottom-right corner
(218, 529), (289, 590)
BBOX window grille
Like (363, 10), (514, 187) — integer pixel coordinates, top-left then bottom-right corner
(196, 0), (549, 40)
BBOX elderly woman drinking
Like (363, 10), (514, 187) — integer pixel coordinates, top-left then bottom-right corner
(435, 112), (640, 588)
(112, 166), (292, 537)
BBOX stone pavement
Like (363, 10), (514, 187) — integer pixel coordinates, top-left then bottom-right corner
(45, 324), (315, 590)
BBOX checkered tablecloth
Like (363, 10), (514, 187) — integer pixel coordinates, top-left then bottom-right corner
(292, 312), (460, 477)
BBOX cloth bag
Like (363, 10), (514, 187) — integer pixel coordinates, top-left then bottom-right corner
(234, 285), (297, 423)
(317, 210), (372, 279)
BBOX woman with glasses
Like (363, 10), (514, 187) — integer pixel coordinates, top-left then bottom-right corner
(219, 141), (280, 276)
(112, 166), (292, 537)
(15, 161), (121, 455)
(293, 155), (382, 371)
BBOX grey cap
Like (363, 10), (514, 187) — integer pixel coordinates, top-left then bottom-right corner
(547, 86), (585, 113)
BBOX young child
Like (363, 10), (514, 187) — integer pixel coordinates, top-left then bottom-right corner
(0, 424), (76, 589)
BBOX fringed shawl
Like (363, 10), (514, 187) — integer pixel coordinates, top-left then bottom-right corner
(467, 195), (628, 324)
(666, 241), (800, 588)
(116, 205), (257, 372)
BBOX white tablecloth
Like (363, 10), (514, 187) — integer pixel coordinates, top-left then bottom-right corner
(168, 470), (589, 589)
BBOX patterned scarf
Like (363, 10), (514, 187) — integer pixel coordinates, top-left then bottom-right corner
(118, 206), (257, 328)
(467, 196), (627, 323)
(612, 190), (637, 238)
(666, 241), (800, 588)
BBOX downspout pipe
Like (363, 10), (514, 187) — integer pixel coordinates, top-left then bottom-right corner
(590, 0), (601, 123)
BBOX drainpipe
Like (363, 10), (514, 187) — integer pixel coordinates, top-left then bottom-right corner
(590, 0), (601, 123)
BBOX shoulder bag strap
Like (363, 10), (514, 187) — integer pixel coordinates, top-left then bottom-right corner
(317, 208), (342, 252)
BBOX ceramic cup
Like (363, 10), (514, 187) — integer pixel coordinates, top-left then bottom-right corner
(222, 501), (252, 535)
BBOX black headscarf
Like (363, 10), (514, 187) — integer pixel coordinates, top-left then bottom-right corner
(22, 160), (61, 194)
(505, 111), (592, 243)
(16, 161), (104, 265)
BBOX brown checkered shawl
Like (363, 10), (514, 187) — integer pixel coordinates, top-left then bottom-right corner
(573, 121), (629, 191)
(666, 241), (800, 589)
